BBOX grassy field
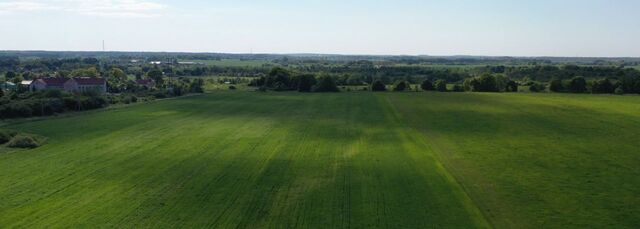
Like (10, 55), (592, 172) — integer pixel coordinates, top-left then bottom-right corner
(1, 92), (639, 228)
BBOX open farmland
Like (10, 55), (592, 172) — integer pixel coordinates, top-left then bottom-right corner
(1, 92), (639, 228)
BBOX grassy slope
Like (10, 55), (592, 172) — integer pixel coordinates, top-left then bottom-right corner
(0, 92), (488, 228)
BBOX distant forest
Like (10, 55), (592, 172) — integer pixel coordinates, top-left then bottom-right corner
(1, 51), (640, 91)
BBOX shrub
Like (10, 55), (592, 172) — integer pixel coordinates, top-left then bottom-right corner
(6, 135), (40, 149)
(228, 85), (237, 90)
(0, 129), (18, 144)
(420, 80), (434, 91)
(153, 91), (168, 99)
(614, 86), (625, 95)
(0, 102), (33, 118)
(121, 95), (138, 104)
(435, 80), (447, 92)
(371, 80), (386, 91)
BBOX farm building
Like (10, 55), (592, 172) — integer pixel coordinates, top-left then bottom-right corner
(30, 77), (107, 94)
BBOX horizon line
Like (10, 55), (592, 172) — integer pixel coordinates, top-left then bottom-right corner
(1, 49), (639, 59)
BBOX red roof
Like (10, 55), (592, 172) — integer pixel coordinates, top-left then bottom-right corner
(73, 77), (105, 85)
(40, 78), (68, 87)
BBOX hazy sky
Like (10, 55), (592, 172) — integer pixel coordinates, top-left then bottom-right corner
(0, 0), (638, 56)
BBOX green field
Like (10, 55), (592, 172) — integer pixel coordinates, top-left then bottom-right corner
(1, 92), (639, 228)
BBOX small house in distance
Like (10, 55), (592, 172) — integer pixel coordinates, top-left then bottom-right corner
(135, 79), (156, 89)
(30, 77), (107, 94)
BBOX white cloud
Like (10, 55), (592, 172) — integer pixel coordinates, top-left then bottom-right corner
(0, 0), (167, 18)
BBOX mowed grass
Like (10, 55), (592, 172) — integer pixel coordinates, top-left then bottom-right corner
(1, 92), (639, 228)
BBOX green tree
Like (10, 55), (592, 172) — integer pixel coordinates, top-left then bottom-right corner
(568, 76), (587, 93)
(71, 67), (99, 77)
(505, 80), (518, 92)
(312, 75), (339, 92)
(435, 80), (447, 92)
(147, 69), (164, 87)
(110, 68), (127, 81)
(591, 78), (614, 94)
(420, 80), (434, 91)
(549, 79), (563, 92)
(477, 74), (498, 92)
(393, 81), (408, 91)
(266, 67), (292, 89)
(296, 74), (317, 92)
(371, 80), (386, 91)
(452, 84), (464, 92)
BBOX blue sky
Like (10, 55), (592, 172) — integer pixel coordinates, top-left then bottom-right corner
(0, 0), (638, 56)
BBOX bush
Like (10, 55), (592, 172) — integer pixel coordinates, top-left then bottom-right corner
(153, 91), (168, 99)
(121, 95), (138, 104)
(615, 86), (625, 95)
(435, 80), (447, 92)
(0, 129), (18, 144)
(228, 85), (237, 90)
(420, 80), (434, 91)
(371, 80), (386, 91)
(0, 102), (33, 119)
(6, 135), (40, 149)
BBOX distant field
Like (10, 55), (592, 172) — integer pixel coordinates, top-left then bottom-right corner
(179, 59), (273, 67)
(1, 92), (639, 228)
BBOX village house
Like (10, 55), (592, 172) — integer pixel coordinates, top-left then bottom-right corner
(30, 77), (107, 94)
